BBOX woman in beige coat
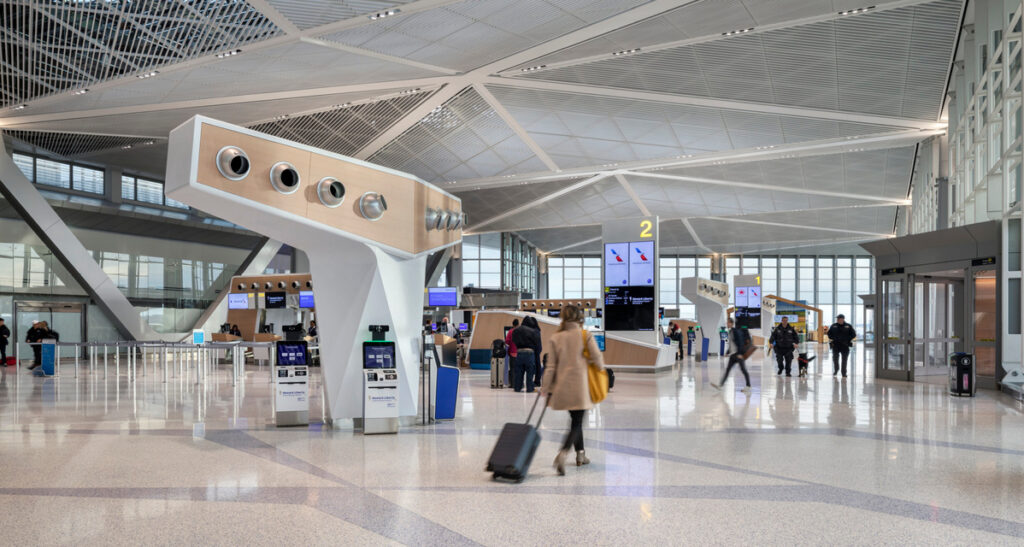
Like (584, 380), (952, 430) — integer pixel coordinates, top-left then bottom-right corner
(544, 304), (605, 475)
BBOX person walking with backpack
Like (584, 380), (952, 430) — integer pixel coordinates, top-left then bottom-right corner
(710, 318), (752, 393)
(544, 304), (605, 475)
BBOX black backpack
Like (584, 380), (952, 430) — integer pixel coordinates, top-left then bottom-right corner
(491, 339), (507, 359)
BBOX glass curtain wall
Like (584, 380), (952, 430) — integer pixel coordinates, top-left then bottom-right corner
(548, 254), (873, 324)
(13, 152), (104, 195)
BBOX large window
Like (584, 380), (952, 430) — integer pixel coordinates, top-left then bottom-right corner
(461, 233), (501, 289)
(547, 256), (600, 299)
(12, 152), (104, 195)
(121, 174), (188, 209)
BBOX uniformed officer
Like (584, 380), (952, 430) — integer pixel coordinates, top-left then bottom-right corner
(769, 316), (799, 376)
(827, 314), (857, 377)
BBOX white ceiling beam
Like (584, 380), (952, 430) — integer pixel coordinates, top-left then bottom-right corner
(0, 76), (450, 127)
(495, 0), (941, 77)
(300, 37), (460, 75)
(468, 173), (609, 232)
(447, 128), (944, 190)
(681, 218), (713, 254)
(702, 236), (879, 255)
(475, 0), (699, 75)
(353, 81), (470, 159)
(296, 0), (467, 38)
(629, 171), (909, 204)
(473, 83), (559, 171)
(245, 0), (301, 34)
(485, 77), (943, 130)
(699, 216), (894, 238)
(613, 173), (650, 217)
(544, 236), (603, 254)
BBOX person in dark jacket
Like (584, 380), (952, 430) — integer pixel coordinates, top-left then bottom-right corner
(510, 316), (542, 392)
(522, 316), (545, 387)
(307, 321), (317, 338)
(710, 318), (751, 393)
(769, 316), (799, 376)
(0, 318), (9, 366)
(26, 320), (46, 370)
(827, 314), (857, 377)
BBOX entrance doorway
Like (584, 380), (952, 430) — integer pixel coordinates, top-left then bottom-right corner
(13, 301), (85, 363)
(912, 276), (963, 379)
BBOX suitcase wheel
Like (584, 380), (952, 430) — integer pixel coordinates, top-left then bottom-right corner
(485, 464), (493, 471)
(515, 476), (524, 484)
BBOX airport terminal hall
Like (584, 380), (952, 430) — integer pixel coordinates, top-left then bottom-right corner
(5, 0), (1024, 543)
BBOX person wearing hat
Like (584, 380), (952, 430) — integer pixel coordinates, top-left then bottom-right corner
(826, 314), (857, 378)
(26, 320), (46, 370)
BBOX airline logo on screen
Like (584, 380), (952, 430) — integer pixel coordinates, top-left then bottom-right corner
(610, 248), (624, 262)
(634, 247), (648, 261)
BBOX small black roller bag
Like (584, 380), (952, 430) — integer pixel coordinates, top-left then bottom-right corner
(486, 392), (547, 483)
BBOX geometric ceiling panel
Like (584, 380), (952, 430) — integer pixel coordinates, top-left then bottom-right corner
(476, 177), (644, 233)
(264, 0), (421, 30)
(513, 225), (602, 254)
(0, 0), (281, 108)
(248, 90), (435, 157)
(368, 87), (550, 183)
(486, 84), (902, 169)
(511, 0), (886, 70)
(659, 146), (918, 201)
(456, 178), (585, 228)
(3, 130), (159, 159)
(517, 0), (962, 120)
(316, 0), (648, 72)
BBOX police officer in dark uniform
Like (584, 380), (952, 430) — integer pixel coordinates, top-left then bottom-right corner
(827, 314), (857, 377)
(769, 316), (799, 376)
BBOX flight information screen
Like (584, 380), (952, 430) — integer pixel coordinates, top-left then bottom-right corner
(603, 286), (656, 331)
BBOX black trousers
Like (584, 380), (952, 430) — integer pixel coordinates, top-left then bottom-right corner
(776, 351), (793, 374)
(561, 409), (585, 452)
(513, 351), (536, 392)
(31, 345), (41, 366)
(832, 345), (850, 375)
(721, 353), (751, 387)
(0, 343), (7, 364)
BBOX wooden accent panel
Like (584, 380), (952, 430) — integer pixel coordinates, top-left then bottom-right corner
(229, 274), (312, 294)
(471, 311), (661, 368)
(211, 334), (242, 342)
(226, 308), (260, 341)
(520, 298), (598, 311)
(195, 123), (460, 255)
(603, 337), (660, 367)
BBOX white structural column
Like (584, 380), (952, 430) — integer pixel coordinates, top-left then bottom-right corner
(0, 140), (167, 341)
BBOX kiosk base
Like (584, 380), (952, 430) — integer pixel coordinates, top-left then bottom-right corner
(363, 417), (399, 434)
(276, 410), (309, 427)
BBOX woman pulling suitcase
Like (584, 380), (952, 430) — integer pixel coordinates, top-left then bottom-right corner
(544, 304), (606, 475)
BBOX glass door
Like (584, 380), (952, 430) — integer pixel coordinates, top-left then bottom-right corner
(878, 274), (912, 381)
(13, 301), (85, 363)
(914, 280), (962, 377)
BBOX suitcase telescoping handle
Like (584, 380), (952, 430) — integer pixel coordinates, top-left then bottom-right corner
(524, 392), (548, 427)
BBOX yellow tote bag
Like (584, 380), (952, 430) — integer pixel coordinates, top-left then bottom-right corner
(582, 330), (608, 404)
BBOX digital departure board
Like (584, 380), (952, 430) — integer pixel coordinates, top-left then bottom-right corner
(604, 286), (656, 331)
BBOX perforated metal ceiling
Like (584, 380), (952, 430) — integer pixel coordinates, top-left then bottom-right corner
(516, 0), (962, 120)
(4, 130), (160, 159)
(0, 0), (281, 108)
(264, 0), (419, 30)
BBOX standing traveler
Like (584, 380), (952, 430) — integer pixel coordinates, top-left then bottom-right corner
(439, 316), (456, 337)
(307, 320), (317, 338)
(0, 318), (9, 365)
(827, 314), (857, 378)
(710, 318), (752, 393)
(504, 319), (519, 387)
(544, 304), (605, 475)
(523, 316), (545, 387)
(26, 320), (45, 370)
(510, 315), (541, 393)
(769, 316), (799, 376)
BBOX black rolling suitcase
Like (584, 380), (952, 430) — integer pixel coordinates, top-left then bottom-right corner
(486, 392), (547, 483)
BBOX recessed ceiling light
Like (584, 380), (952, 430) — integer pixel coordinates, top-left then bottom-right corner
(10, 104), (27, 110)
(400, 88), (422, 95)
(73, 89), (89, 95)
(721, 27), (755, 36)
(521, 65), (547, 72)
(838, 5), (875, 16)
(121, 144), (133, 150)
(136, 71), (158, 79)
(215, 49), (241, 59)
(144, 140), (155, 146)
(611, 48), (641, 56)
(369, 8), (400, 20)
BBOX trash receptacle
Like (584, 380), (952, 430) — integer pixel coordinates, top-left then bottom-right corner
(949, 352), (975, 397)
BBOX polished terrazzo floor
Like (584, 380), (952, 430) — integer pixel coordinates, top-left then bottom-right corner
(2, 345), (1024, 545)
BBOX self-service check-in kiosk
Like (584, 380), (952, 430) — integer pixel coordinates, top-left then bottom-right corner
(275, 340), (309, 426)
(363, 327), (399, 434)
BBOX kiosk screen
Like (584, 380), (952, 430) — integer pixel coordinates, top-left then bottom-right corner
(276, 341), (308, 366)
(363, 341), (396, 369)
(265, 292), (287, 309)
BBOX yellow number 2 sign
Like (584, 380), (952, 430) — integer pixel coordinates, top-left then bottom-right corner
(639, 219), (653, 238)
